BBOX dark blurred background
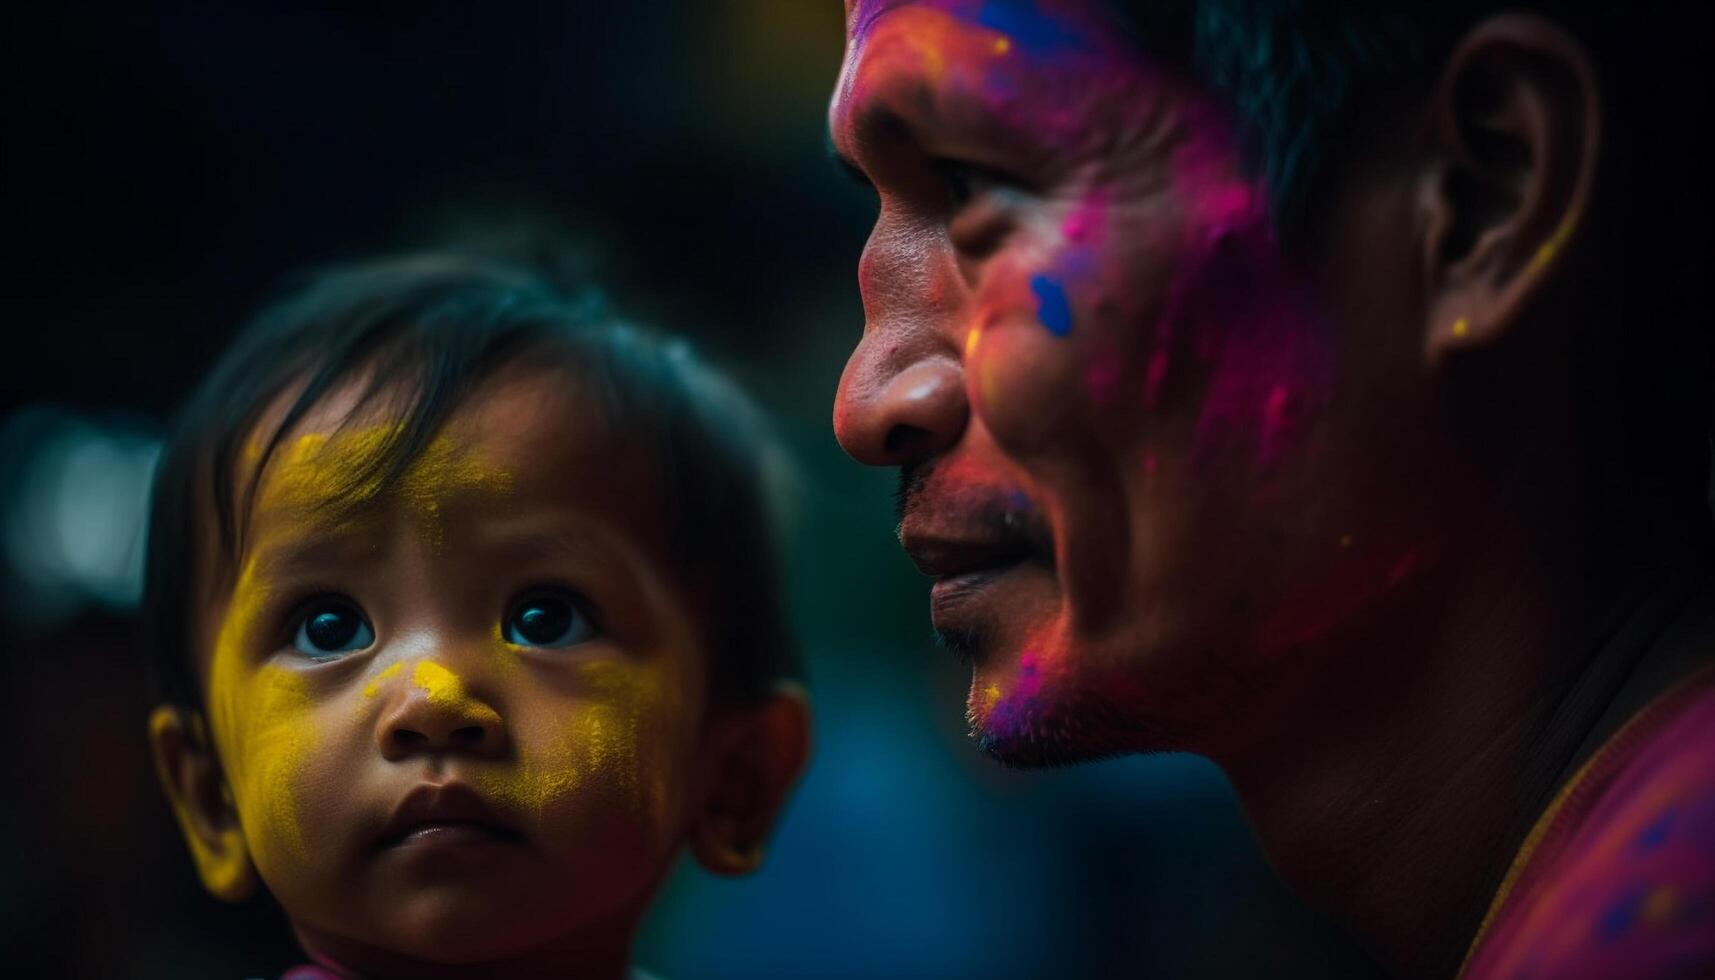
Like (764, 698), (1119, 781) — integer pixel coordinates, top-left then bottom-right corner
(2, 3), (1381, 977)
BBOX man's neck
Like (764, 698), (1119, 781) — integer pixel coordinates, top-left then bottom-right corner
(1212, 507), (1714, 978)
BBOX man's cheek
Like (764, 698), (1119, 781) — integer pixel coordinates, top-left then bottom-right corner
(966, 274), (1156, 462)
(967, 298), (1075, 455)
(1168, 226), (1335, 473)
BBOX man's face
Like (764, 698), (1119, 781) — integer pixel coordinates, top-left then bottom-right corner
(830, 0), (1438, 763)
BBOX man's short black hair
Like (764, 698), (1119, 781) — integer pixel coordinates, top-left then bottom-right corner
(142, 249), (800, 710)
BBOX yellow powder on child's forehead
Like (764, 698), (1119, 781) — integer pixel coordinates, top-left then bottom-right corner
(264, 424), (513, 546)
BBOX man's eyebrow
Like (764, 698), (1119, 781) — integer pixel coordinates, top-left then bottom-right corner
(827, 135), (872, 187)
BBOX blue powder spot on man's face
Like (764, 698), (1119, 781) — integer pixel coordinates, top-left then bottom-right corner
(974, 0), (1085, 55)
(1030, 273), (1074, 337)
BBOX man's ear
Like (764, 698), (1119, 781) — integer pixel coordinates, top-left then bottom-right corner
(689, 682), (811, 876)
(147, 704), (256, 902)
(1419, 13), (1600, 363)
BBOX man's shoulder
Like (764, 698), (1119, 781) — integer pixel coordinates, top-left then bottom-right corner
(1465, 672), (1715, 978)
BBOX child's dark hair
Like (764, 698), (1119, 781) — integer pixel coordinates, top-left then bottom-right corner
(142, 249), (800, 709)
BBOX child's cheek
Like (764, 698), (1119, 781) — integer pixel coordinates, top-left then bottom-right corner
(236, 666), (322, 868)
(207, 566), (328, 875)
(469, 660), (691, 853)
(209, 656), (324, 878)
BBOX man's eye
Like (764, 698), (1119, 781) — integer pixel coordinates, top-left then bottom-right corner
(933, 158), (1010, 210)
(291, 598), (375, 659)
(504, 588), (599, 649)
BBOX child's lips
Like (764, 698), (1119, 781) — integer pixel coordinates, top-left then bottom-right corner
(375, 781), (523, 850)
(390, 821), (518, 848)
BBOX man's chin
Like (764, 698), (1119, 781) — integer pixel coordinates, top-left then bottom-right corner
(966, 684), (1124, 766)
(960, 642), (1192, 767)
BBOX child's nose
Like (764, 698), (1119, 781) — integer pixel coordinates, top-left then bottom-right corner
(375, 661), (509, 761)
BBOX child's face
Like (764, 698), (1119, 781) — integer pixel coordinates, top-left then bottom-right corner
(191, 369), (720, 964)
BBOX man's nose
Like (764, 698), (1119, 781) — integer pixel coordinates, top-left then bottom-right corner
(836, 208), (971, 467)
(834, 346), (968, 466)
(375, 661), (508, 761)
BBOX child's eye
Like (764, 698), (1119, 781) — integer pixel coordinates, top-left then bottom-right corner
(291, 597), (376, 659)
(504, 588), (599, 648)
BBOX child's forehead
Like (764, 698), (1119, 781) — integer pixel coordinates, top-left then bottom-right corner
(239, 368), (652, 526)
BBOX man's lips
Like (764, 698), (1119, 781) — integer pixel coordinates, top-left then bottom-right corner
(898, 492), (1053, 582)
(375, 782), (522, 850)
(899, 530), (1035, 581)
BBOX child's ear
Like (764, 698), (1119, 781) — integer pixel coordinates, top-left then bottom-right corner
(147, 704), (257, 902)
(689, 682), (811, 876)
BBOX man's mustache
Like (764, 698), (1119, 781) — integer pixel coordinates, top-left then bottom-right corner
(895, 459), (932, 527)
(895, 459), (1054, 564)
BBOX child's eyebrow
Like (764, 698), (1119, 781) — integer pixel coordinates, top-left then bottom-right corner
(465, 514), (659, 589)
(469, 517), (630, 566)
(245, 524), (387, 583)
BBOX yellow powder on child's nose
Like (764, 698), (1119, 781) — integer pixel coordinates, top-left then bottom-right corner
(408, 660), (504, 733)
(412, 660), (466, 708)
(362, 662), (402, 699)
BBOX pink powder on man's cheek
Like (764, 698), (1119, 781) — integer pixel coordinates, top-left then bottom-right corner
(1186, 242), (1331, 469)
(1061, 188), (1110, 246)
(1157, 118), (1333, 472)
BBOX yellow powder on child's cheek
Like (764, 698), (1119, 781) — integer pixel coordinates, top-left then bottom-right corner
(469, 661), (666, 827)
(207, 561), (322, 868)
(207, 560), (265, 755)
(239, 665), (319, 863)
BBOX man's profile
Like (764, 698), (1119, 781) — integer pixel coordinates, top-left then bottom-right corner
(827, 0), (1714, 974)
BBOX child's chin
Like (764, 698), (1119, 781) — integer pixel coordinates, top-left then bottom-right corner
(377, 889), (552, 964)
